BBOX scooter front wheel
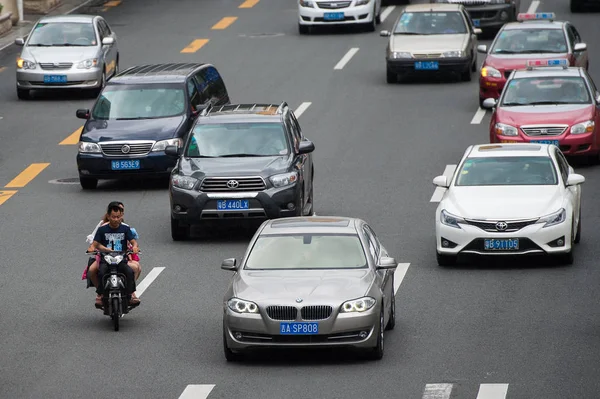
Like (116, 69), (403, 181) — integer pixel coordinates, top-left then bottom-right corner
(112, 298), (120, 331)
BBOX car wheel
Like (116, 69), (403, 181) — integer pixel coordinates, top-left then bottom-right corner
(113, 55), (120, 78)
(436, 252), (457, 266)
(367, 309), (385, 360)
(223, 324), (242, 362)
(306, 184), (314, 216)
(80, 177), (98, 190)
(386, 67), (397, 84)
(461, 61), (472, 82)
(574, 208), (581, 244)
(471, 56), (477, 72)
(298, 24), (310, 35)
(297, 188), (305, 216)
(375, 5), (381, 24)
(479, 95), (486, 108)
(365, 5), (376, 32)
(385, 285), (395, 331)
(17, 88), (30, 100)
(91, 70), (106, 98)
(171, 216), (189, 241)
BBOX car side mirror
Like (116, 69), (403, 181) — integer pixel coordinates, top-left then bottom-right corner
(165, 145), (180, 157)
(380, 30), (391, 37)
(477, 44), (487, 54)
(298, 140), (315, 154)
(482, 98), (497, 109)
(76, 109), (90, 119)
(433, 175), (448, 188)
(376, 257), (397, 270)
(566, 173), (585, 186)
(15, 37), (25, 46)
(102, 37), (115, 45)
(574, 43), (587, 52)
(596, 94), (600, 103)
(221, 258), (237, 271)
(473, 28), (482, 35)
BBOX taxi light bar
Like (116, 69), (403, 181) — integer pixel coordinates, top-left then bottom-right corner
(517, 12), (555, 21)
(525, 59), (568, 68)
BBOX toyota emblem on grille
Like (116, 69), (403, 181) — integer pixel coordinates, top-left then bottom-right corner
(295, 298), (303, 303)
(495, 221), (508, 231)
(121, 145), (131, 154)
(226, 180), (239, 189)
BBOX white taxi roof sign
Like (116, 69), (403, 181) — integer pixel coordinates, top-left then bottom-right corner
(517, 12), (555, 22)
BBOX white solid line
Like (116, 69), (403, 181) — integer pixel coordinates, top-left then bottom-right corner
(526, 0), (540, 13)
(430, 164), (457, 203)
(178, 384), (216, 399)
(380, 6), (395, 22)
(295, 102), (312, 118)
(393, 263), (410, 294)
(135, 267), (165, 297)
(422, 383), (454, 399)
(470, 107), (487, 124)
(476, 384), (509, 399)
(334, 47), (359, 70)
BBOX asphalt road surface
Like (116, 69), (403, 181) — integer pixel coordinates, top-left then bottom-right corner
(1, 0), (600, 398)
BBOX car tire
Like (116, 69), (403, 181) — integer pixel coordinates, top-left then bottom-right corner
(171, 216), (189, 241)
(223, 324), (242, 362)
(461, 62), (472, 82)
(80, 177), (98, 190)
(479, 95), (486, 108)
(386, 68), (397, 84)
(367, 309), (385, 360)
(375, 5), (381, 24)
(471, 56), (477, 72)
(17, 88), (30, 100)
(385, 284), (395, 331)
(298, 24), (310, 35)
(91, 70), (106, 98)
(574, 209), (581, 244)
(365, 5), (376, 32)
(297, 188), (305, 216)
(436, 252), (457, 266)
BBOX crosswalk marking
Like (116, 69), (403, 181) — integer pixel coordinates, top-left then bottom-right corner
(178, 384), (215, 399)
(476, 384), (509, 399)
(430, 164), (457, 202)
(422, 383), (453, 399)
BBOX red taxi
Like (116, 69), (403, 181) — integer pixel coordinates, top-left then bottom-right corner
(482, 59), (600, 162)
(477, 12), (588, 107)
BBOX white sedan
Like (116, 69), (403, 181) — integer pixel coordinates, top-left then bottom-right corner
(433, 143), (584, 266)
(298, 0), (383, 34)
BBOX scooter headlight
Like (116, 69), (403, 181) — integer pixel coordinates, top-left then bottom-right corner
(104, 255), (124, 264)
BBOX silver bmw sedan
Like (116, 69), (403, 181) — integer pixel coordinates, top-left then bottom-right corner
(221, 216), (398, 361)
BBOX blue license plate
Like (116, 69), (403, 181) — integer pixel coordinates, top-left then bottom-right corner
(531, 140), (560, 146)
(484, 238), (519, 251)
(415, 61), (439, 70)
(473, 19), (480, 27)
(43, 75), (67, 83)
(217, 199), (249, 210)
(323, 12), (344, 21)
(280, 322), (319, 335)
(111, 160), (140, 170)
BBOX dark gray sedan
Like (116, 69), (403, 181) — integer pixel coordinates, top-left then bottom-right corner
(221, 216), (398, 361)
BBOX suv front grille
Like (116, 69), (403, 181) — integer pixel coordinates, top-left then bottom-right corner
(200, 176), (266, 192)
(301, 306), (333, 321)
(521, 126), (568, 136)
(464, 218), (539, 232)
(266, 306), (298, 321)
(39, 62), (73, 70)
(100, 142), (154, 156)
(317, 1), (351, 9)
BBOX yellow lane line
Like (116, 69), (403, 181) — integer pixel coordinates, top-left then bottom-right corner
(0, 191), (18, 207)
(181, 39), (209, 54)
(5, 163), (51, 188)
(60, 126), (83, 145)
(104, 0), (121, 6)
(0, 67), (6, 73)
(239, 0), (259, 8)
(212, 17), (238, 30)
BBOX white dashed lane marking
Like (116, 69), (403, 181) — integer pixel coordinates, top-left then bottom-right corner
(476, 384), (510, 399)
(422, 383), (453, 399)
(135, 267), (165, 297)
(393, 263), (410, 294)
(295, 102), (312, 118)
(178, 384), (215, 399)
(527, 0), (540, 13)
(471, 107), (487, 124)
(380, 6), (395, 23)
(430, 164), (457, 203)
(334, 48), (359, 70)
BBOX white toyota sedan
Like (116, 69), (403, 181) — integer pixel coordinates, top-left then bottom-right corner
(433, 143), (584, 266)
(298, 0), (383, 34)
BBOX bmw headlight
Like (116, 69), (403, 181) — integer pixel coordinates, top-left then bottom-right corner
(390, 51), (412, 59)
(77, 58), (98, 69)
(270, 171), (298, 188)
(299, 0), (314, 7)
(340, 297), (376, 313)
(16, 58), (36, 69)
(227, 298), (259, 314)
(78, 142), (101, 153)
(171, 175), (198, 190)
(356, 0), (371, 5)
(104, 255), (124, 264)
(494, 123), (518, 136)
(443, 51), (465, 58)
(152, 138), (182, 152)
(481, 66), (502, 78)
(571, 120), (594, 135)
(537, 208), (566, 228)
(440, 209), (465, 229)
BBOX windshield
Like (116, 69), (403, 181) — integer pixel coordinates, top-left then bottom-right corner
(501, 77), (591, 106)
(490, 29), (567, 54)
(28, 22), (98, 47)
(455, 156), (558, 186)
(394, 12), (467, 35)
(245, 234), (368, 270)
(186, 123), (289, 157)
(92, 84), (186, 120)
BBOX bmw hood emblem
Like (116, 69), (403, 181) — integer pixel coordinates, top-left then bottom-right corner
(295, 298), (303, 303)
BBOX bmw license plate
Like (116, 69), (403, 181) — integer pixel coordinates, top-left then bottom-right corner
(484, 238), (519, 251)
(280, 322), (319, 335)
(43, 75), (67, 83)
(415, 61), (439, 70)
(473, 19), (481, 27)
(530, 140), (560, 146)
(111, 160), (140, 170)
(217, 199), (249, 210)
(323, 12), (344, 21)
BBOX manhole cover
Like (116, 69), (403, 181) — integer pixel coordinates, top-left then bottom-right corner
(49, 178), (80, 184)
(239, 33), (285, 38)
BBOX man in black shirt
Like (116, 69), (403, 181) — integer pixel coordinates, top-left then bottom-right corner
(90, 203), (141, 306)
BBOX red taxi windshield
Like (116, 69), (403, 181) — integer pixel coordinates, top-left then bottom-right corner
(500, 77), (591, 106)
(490, 29), (567, 55)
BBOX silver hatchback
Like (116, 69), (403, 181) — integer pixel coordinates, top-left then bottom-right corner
(14, 14), (119, 100)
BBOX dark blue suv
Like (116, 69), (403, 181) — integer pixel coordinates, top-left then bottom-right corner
(75, 63), (230, 189)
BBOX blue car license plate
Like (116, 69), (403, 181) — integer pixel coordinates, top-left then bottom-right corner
(484, 238), (519, 251)
(531, 140), (560, 146)
(43, 75), (67, 83)
(217, 199), (249, 210)
(473, 19), (481, 27)
(323, 12), (344, 21)
(280, 322), (319, 335)
(111, 160), (140, 170)
(415, 61), (439, 70)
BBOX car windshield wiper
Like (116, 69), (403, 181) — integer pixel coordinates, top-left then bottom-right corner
(115, 117), (149, 120)
(27, 44), (52, 46)
(50, 43), (88, 47)
(527, 101), (573, 105)
(523, 50), (564, 54)
(492, 50), (517, 54)
(218, 153), (264, 157)
(501, 102), (528, 106)
(394, 32), (423, 35)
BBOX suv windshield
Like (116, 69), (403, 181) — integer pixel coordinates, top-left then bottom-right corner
(28, 22), (98, 47)
(455, 156), (558, 186)
(490, 29), (567, 54)
(394, 12), (467, 35)
(245, 234), (367, 270)
(186, 123), (289, 157)
(92, 84), (186, 120)
(501, 77), (591, 106)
